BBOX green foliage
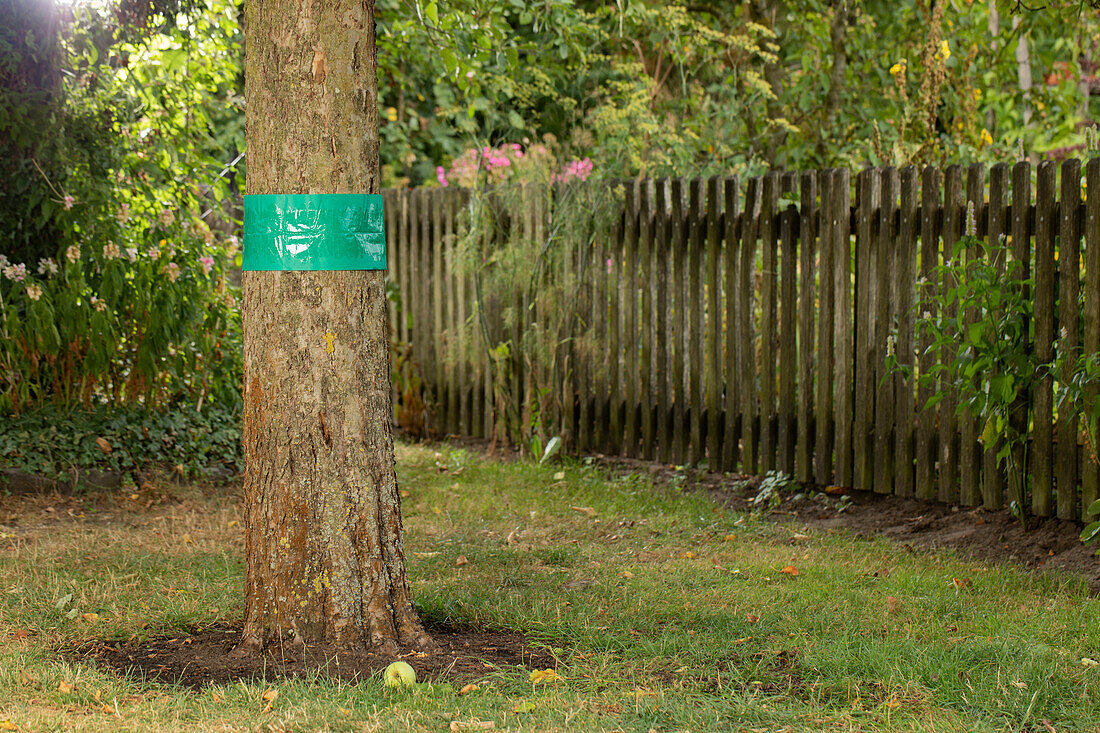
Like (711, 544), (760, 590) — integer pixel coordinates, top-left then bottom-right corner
(0, 0), (244, 414)
(0, 403), (241, 486)
(890, 229), (1039, 501)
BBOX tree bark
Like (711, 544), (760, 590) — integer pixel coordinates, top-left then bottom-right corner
(239, 0), (430, 656)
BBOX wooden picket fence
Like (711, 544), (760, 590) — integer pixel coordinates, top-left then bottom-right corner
(382, 158), (1100, 521)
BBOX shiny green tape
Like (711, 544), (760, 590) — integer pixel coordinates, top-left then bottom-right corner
(243, 194), (386, 271)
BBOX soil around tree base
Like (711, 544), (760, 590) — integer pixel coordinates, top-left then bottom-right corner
(78, 620), (556, 690)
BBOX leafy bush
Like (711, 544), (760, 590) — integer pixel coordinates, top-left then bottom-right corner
(0, 404), (241, 488)
(0, 1), (244, 414)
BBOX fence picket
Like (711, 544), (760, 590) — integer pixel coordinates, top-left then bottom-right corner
(689, 179), (705, 465)
(939, 165), (963, 504)
(641, 181), (657, 460)
(874, 167), (898, 493)
(1009, 162), (1032, 509)
(797, 172), (818, 483)
(1058, 159), (1082, 519)
(815, 171), (835, 485)
(655, 179), (672, 463)
(983, 164), (1009, 509)
(959, 163), (985, 506)
(894, 166), (918, 497)
(1085, 159), (1100, 520)
(833, 168), (853, 487)
(855, 168), (879, 491)
(916, 166), (941, 501)
(778, 172), (798, 475)
(723, 177), (742, 471)
(740, 177), (763, 474)
(706, 177), (724, 469)
(760, 173), (779, 473)
(1034, 161), (1057, 517)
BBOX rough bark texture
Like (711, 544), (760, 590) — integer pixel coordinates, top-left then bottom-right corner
(240, 0), (429, 655)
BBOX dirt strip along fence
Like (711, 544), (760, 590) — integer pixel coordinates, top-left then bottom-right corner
(383, 158), (1100, 521)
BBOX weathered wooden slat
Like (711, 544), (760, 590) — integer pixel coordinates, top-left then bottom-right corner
(894, 166), (918, 498)
(833, 168), (853, 487)
(623, 181), (640, 458)
(384, 190), (399, 340)
(982, 164), (1009, 509)
(640, 181), (657, 460)
(670, 178), (688, 464)
(577, 186), (593, 453)
(778, 172), (798, 475)
(759, 173), (779, 473)
(814, 171), (835, 485)
(706, 177), (724, 469)
(916, 166), (941, 502)
(797, 171), (818, 483)
(593, 184), (610, 452)
(723, 176), (742, 471)
(607, 185), (624, 455)
(1058, 158), (1082, 520)
(1084, 158), (1100, 520)
(958, 163), (985, 506)
(739, 177), (763, 474)
(555, 184), (574, 447)
(1008, 162), (1032, 509)
(398, 189), (411, 346)
(1034, 161), (1057, 517)
(854, 168), (879, 491)
(655, 178), (672, 463)
(688, 178), (705, 465)
(939, 165), (963, 504)
(874, 167), (898, 494)
(443, 188), (459, 436)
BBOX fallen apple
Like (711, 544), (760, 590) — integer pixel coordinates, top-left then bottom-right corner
(383, 661), (417, 688)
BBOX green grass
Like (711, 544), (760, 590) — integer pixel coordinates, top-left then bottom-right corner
(2, 441), (1100, 731)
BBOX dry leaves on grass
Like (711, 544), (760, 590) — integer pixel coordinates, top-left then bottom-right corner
(0, 720), (18, 731)
(529, 669), (564, 684)
(780, 565), (799, 576)
(571, 506), (597, 518)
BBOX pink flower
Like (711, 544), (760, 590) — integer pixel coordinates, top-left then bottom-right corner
(436, 166), (449, 187)
(90, 295), (106, 312)
(116, 203), (130, 223)
(3, 263), (27, 282)
(62, 195), (75, 210)
(199, 256), (215, 275)
(26, 284), (42, 301)
(162, 262), (181, 282)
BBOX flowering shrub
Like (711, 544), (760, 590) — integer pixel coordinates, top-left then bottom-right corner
(435, 140), (593, 188)
(0, 204), (241, 414)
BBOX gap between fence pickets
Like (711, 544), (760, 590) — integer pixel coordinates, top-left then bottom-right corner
(382, 160), (1100, 521)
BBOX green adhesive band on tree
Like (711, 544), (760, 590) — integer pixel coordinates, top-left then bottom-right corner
(243, 194), (386, 271)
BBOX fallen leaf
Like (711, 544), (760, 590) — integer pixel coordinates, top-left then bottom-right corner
(571, 506), (597, 518)
(620, 570), (634, 579)
(11, 629), (30, 640)
(58, 680), (75, 694)
(227, 521), (239, 528)
(0, 720), (17, 731)
(95, 437), (112, 454)
(529, 668), (564, 684)
(780, 565), (800, 576)
(511, 700), (537, 713)
(553, 471), (566, 481)
(680, 551), (696, 559)
(449, 720), (494, 731)
(414, 551), (440, 558)
(459, 683), (479, 695)
(1082, 658), (1099, 667)
(951, 577), (971, 591)
(182, 533), (193, 544)
(261, 688), (279, 702)
(723, 534), (737, 541)
(745, 613), (760, 623)
(506, 530), (518, 545)
(825, 485), (849, 495)
(211, 691), (224, 703)
(337, 707), (351, 715)
(454, 555), (468, 567)
(19, 670), (38, 686)
(1010, 680), (1028, 690)
(791, 533), (810, 541)
(80, 613), (100, 622)
(885, 596), (900, 614)
(1041, 719), (1058, 733)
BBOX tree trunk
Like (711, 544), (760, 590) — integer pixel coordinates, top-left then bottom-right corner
(239, 0), (430, 656)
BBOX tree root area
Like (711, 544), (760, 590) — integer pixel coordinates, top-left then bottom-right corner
(78, 621), (556, 690)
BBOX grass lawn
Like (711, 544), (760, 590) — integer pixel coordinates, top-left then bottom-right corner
(2, 441), (1100, 732)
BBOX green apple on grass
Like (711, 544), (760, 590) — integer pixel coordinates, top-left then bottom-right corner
(383, 661), (417, 687)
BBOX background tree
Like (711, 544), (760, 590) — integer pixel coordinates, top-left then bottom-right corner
(238, 0), (430, 655)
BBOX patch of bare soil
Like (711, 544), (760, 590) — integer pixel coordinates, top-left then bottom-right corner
(78, 621), (556, 690)
(590, 452), (1100, 595)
